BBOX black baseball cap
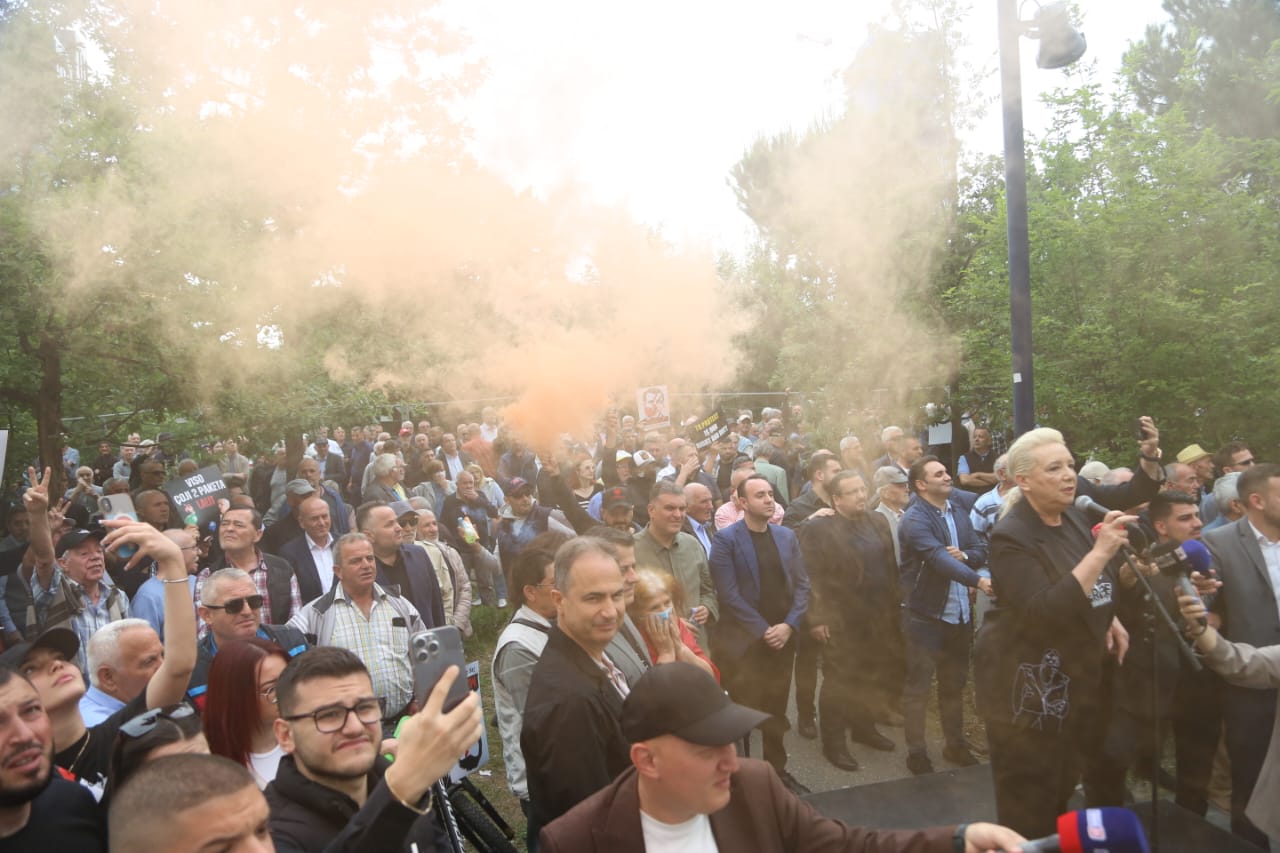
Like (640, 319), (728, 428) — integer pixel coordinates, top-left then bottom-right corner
(622, 662), (769, 746)
(601, 486), (632, 511)
(55, 527), (107, 559)
(508, 477), (534, 497)
(0, 626), (80, 671)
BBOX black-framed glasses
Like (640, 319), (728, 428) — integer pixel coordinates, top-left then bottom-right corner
(282, 697), (385, 733)
(205, 594), (264, 615)
(120, 703), (197, 739)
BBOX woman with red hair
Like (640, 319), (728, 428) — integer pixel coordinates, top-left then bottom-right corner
(628, 568), (719, 682)
(203, 638), (290, 788)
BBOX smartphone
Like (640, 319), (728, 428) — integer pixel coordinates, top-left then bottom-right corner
(410, 626), (468, 712)
(98, 495), (138, 560)
(1132, 418), (1152, 441)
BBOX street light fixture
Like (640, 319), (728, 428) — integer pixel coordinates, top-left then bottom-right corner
(997, 0), (1086, 437)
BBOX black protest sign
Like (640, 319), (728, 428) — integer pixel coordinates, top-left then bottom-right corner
(166, 466), (230, 529)
(689, 409), (731, 451)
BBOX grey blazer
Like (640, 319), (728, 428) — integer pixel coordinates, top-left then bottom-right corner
(1203, 518), (1280, 647)
(1203, 637), (1280, 840)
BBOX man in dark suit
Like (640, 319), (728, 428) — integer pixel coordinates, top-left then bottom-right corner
(1203, 462), (1280, 847)
(898, 456), (990, 776)
(436, 433), (475, 482)
(522, 536), (632, 830)
(356, 501), (446, 628)
(708, 474), (810, 794)
(277, 496), (335, 604)
(539, 662), (1026, 853)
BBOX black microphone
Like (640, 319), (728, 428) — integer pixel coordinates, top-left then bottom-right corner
(1073, 496), (1150, 552)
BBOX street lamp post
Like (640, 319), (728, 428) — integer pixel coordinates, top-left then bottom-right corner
(996, 1), (1085, 438)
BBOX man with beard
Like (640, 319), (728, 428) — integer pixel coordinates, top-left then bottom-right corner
(0, 666), (104, 850)
(266, 646), (484, 852)
(799, 471), (901, 771)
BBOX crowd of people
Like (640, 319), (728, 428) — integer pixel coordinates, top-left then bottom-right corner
(0, 404), (1274, 851)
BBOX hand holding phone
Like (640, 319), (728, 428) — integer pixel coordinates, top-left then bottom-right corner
(410, 626), (469, 712)
(98, 495), (139, 560)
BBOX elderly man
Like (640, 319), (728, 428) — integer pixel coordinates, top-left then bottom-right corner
(23, 470), (128, 670)
(497, 478), (574, 607)
(295, 455), (351, 536)
(839, 435), (868, 480)
(133, 489), (171, 531)
(362, 453), (408, 504)
(539, 663), (1025, 853)
(522, 537), (633, 829)
(195, 506), (302, 628)
(401, 503), (474, 637)
(0, 517), (196, 799)
(633, 481), (717, 642)
(1204, 471), (1245, 532)
(261, 478), (320, 555)
(956, 426), (999, 493)
(969, 454), (1014, 543)
(288, 533), (426, 730)
(681, 482), (716, 556)
(186, 567), (308, 709)
(77, 618), (164, 726)
(872, 466), (910, 565)
(872, 425), (904, 470)
(278, 496), (337, 604)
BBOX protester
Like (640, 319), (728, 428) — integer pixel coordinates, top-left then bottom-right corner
(288, 533), (425, 732)
(106, 702), (208, 799)
(278, 495), (336, 603)
(204, 638), (290, 788)
(973, 427), (1148, 837)
(708, 473), (810, 795)
(406, 505), (474, 636)
(195, 506), (303, 627)
(78, 618), (163, 726)
(627, 568), (716, 679)
(356, 502), (446, 629)
(521, 536), (633, 829)
(497, 478), (574, 607)
(0, 514), (196, 799)
(492, 537), (566, 851)
(109, 753), (272, 852)
(633, 480), (717, 643)
(0, 666), (105, 850)
(589, 526), (654, 686)
(266, 646), (483, 852)
(538, 662), (1026, 853)
(130, 528), (199, 639)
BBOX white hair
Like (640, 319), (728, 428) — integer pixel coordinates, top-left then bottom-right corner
(880, 425), (903, 443)
(1214, 471), (1242, 514)
(86, 619), (154, 687)
(371, 453), (400, 478)
(839, 435), (861, 451)
(200, 567), (252, 606)
(1005, 427), (1066, 480)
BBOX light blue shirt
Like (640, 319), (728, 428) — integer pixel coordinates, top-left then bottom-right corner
(691, 521), (713, 556)
(939, 503), (970, 626)
(78, 685), (125, 727)
(132, 575), (197, 640)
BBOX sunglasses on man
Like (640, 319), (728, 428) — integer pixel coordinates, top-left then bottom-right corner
(205, 594), (264, 615)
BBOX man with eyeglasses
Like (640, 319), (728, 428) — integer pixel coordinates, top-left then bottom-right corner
(288, 534), (425, 733)
(266, 645), (483, 852)
(1201, 440), (1256, 527)
(187, 567), (309, 711)
(195, 506), (303, 629)
(0, 516), (196, 800)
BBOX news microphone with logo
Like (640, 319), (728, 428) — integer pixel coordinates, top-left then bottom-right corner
(1147, 537), (1214, 629)
(1018, 806), (1150, 853)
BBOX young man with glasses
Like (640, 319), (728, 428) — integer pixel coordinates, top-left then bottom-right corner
(187, 567), (309, 711)
(265, 645), (483, 852)
(287, 534), (425, 733)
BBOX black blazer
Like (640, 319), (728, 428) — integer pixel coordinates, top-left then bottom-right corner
(278, 534), (334, 604)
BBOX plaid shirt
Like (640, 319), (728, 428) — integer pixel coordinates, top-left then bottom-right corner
(195, 549), (302, 634)
(323, 583), (417, 715)
(31, 568), (129, 672)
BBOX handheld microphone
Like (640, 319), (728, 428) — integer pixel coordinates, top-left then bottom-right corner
(1018, 806), (1150, 853)
(1148, 537), (1213, 629)
(1074, 496), (1150, 552)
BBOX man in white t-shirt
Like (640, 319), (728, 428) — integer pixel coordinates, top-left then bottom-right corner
(538, 662), (1027, 853)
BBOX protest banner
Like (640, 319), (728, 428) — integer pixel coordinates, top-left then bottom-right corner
(636, 385), (670, 432)
(689, 409), (731, 450)
(165, 465), (230, 530)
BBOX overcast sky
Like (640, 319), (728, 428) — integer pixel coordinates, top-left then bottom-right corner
(440, 0), (1170, 254)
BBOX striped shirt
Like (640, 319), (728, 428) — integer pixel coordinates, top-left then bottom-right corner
(325, 583), (417, 715)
